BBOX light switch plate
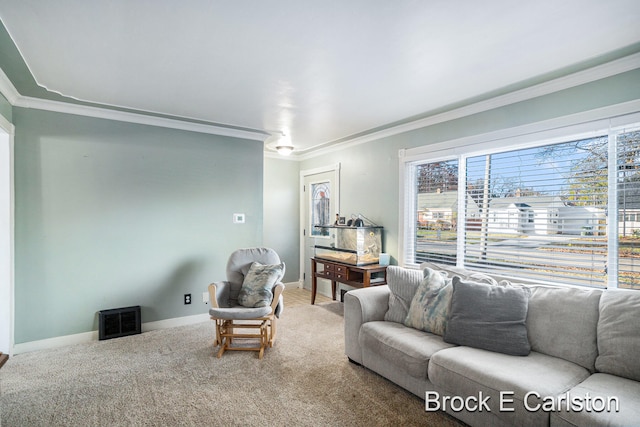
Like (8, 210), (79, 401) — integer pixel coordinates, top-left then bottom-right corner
(233, 213), (245, 223)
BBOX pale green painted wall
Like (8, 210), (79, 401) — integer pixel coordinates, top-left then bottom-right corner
(299, 69), (640, 266)
(263, 157), (300, 283)
(9, 68), (640, 344)
(14, 108), (264, 343)
(0, 93), (11, 122)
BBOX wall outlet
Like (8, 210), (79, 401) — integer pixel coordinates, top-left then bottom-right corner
(233, 213), (245, 223)
(184, 293), (191, 305)
(202, 291), (209, 303)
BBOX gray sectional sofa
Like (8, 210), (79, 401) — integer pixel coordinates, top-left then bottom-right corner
(344, 263), (640, 427)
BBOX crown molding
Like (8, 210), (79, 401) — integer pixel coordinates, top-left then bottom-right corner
(0, 68), (268, 141)
(401, 99), (640, 162)
(296, 52), (640, 161)
(1, 52), (639, 156)
(12, 96), (267, 141)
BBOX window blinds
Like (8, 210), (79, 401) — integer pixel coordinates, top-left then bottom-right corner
(464, 137), (609, 287)
(617, 128), (640, 289)
(404, 124), (640, 290)
(413, 159), (459, 266)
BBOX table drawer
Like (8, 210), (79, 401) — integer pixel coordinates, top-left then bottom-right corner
(335, 265), (347, 274)
(334, 264), (347, 280)
(321, 270), (334, 279)
(317, 263), (333, 278)
(317, 263), (347, 280)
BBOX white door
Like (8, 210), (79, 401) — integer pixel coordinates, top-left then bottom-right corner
(300, 165), (340, 294)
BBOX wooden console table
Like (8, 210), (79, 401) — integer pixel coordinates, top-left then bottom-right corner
(311, 257), (388, 304)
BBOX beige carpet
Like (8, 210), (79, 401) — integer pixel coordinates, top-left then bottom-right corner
(0, 302), (463, 426)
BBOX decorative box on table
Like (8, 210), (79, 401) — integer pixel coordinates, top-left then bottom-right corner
(314, 225), (383, 266)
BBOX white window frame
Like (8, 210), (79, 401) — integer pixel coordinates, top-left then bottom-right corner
(399, 104), (640, 289)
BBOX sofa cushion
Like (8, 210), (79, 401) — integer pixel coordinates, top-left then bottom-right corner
(444, 277), (531, 356)
(526, 285), (601, 372)
(420, 261), (499, 285)
(404, 267), (452, 336)
(359, 321), (456, 379)
(550, 373), (640, 427)
(595, 289), (640, 382)
(384, 266), (423, 323)
(429, 346), (591, 427)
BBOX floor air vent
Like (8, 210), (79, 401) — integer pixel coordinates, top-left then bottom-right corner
(98, 305), (141, 340)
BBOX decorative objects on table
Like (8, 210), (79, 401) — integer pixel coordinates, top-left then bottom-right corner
(314, 225), (383, 266)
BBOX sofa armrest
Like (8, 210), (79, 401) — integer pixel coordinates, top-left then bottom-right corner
(344, 285), (390, 364)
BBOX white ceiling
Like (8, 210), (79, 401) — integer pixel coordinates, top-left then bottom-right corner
(1, 0), (640, 155)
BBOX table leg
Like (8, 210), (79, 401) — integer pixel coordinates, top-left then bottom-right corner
(363, 270), (372, 287)
(332, 280), (337, 301)
(311, 259), (317, 305)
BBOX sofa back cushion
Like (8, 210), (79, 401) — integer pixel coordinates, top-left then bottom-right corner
(443, 277), (531, 356)
(384, 266), (423, 323)
(419, 262), (499, 285)
(595, 289), (640, 381)
(526, 285), (601, 371)
(402, 263), (501, 335)
(404, 267), (452, 336)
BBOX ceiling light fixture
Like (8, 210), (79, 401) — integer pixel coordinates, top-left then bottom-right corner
(275, 143), (294, 156)
(266, 132), (294, 156)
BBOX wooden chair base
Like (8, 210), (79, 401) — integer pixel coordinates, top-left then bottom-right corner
(212, 316), (277, 359)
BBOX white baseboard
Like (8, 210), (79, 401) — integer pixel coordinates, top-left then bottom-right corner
(11, 286), (307, 355)
(13, 313), (211, 355)
(283, 280), (302, 289)
(141, 313), (210, 332)
(13, 330), (99, 354)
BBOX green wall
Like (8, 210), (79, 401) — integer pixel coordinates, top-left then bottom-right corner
(263, 156), (300, 283)
(299, 69), (640, 266)
(0, 93), (11, 122)
(8, 65), (640, 345)
(13, 108), (264, 343)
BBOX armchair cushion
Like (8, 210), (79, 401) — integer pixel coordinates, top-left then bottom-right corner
(209, 305), (272, 320)
(238, 261), (285, 308)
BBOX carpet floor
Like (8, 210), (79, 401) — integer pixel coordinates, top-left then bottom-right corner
(0, 302), (464, 426)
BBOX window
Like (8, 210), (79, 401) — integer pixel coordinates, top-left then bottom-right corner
(410, 160), (459, 265)
(465, 137), (608, 287)
(401, 118), (640, 290)
(617, 128), (640, 289)
(311, 181), (331, 236)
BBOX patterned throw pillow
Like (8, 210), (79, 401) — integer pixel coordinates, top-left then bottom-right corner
(404, 267), (453, 336)
(238, 262), (285, 308)
(383, 266), (424, 323)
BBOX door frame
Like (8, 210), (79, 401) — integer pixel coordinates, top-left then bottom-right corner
(0, 113), (15, 356)
(299, 163), (340, 286)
